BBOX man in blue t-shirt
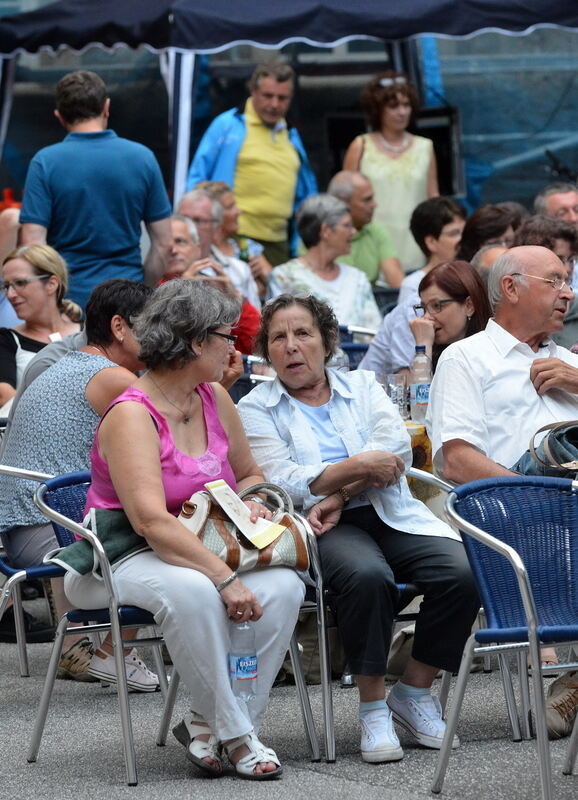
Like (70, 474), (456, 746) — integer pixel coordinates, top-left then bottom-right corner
(20, 71), (172, 308)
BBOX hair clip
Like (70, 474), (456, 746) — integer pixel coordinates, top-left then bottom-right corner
(378, 76), (407, 88)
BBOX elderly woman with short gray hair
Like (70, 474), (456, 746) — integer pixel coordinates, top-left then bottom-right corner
(268, 194), (381, 330)
(64, 279), (304, 780)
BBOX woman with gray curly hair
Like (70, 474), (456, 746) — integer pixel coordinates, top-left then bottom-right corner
(64, 279), (304, 780)
(268, 194), (381, 330)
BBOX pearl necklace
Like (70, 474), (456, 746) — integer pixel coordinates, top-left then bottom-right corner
(148, 373), (194, 424)
(379, 132), (410, 153)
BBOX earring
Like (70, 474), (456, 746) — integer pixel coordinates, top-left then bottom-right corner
(467, 315), (472, 322)
(119, 337), (124, 343)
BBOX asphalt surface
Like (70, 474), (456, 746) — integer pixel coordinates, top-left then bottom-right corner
(1, 601), (577, 800)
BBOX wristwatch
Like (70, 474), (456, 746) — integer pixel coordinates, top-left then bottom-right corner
(337, 487), (350, 507)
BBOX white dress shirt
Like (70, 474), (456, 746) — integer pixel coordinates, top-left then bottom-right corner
(237, 367), (458, 540)
(426, 318), (578, 473)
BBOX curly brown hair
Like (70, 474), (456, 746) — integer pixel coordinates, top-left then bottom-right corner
(255, 294), (339, 365)
(361, 71), (420, 131)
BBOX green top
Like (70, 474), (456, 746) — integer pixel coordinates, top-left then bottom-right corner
(337, 222), (397, 285)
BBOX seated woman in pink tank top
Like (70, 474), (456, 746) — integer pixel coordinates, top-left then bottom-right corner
(64, 280), (304, 781)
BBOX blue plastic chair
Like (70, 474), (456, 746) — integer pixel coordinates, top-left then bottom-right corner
(30, 471), (321, 784)
(431, 475), (578, 800)
(0, 464), (60, 676)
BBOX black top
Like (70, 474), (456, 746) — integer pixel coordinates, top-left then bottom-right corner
(0, 328), (45, 388)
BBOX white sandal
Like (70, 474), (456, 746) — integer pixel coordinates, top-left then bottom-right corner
(224, 732), (282, 780)
(172, 711), (223, 776)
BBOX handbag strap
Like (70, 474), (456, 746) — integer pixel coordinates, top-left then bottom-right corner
(238, 482), (294, 515)
(528, 420), (578, 469)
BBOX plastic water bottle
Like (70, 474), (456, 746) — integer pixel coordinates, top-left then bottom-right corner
(409, 345), (432, 423)
(229, 621), (258, 702)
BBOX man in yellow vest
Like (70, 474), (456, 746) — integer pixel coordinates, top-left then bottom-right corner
(186, 63), (317, 266)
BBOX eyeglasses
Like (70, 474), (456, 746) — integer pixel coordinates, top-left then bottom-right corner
(413, 299), (458, 317)
(0, 275), (50, 294)
(191, 217), (216, 226)
(210, 330), (237, 346)
(511, 272), (569, 291)
(379, 77), (407, 88)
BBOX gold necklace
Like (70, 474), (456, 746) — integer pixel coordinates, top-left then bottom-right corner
(148, 373), (194, 424)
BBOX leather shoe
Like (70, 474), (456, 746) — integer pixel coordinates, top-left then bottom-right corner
(0, 606), (55, 643)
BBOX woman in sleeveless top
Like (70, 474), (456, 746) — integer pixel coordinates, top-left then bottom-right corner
(0, 244), (81, 414)
(344, 71), (439, 272)
(0, 279), (159, 686)
(64, 279), (304, 780)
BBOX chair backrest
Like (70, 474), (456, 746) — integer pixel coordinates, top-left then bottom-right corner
(40, 470), (91, 547)
(449, 476), (578, 634)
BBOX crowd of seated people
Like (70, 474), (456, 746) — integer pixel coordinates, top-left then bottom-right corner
(5, 59), (578, 781)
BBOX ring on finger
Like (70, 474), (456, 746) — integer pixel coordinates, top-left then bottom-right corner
(235, 610), (243, 616)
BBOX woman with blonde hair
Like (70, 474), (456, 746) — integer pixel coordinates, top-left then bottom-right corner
(0, 244), (81, 412)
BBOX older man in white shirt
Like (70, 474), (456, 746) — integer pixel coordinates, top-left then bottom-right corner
(426, 244), (578, 739)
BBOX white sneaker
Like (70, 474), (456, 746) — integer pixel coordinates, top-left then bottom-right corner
(387, 691), (459, 750)
(360, 707), (404, 762)
(87, 647), (159, 692)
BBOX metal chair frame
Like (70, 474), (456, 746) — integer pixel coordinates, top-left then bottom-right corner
(0, 464), (58, 676)
(31, 471), (321, 784)
(431, 475), (578, 800)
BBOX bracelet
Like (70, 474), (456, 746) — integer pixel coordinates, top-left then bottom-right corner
(215, 571), (238, 593)
(337, 486), (350, 507)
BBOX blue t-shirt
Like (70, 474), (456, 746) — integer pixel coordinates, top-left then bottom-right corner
(20, 130), (171, 308)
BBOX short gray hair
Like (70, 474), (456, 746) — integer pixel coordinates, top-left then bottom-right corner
(486, 250), (526, 311)
(534, 182), (578, 215)
(171, 214), (199, 245)
(327, 171), (357, 203)
(297, 194), (349, 248)
(133, 279), (241, 370)
(178, 189), (223, 227)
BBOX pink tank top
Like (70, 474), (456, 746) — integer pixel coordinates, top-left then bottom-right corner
(85, 383), (237, 516)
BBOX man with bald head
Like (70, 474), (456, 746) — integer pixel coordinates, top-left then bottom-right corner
(427, 244), (578, 738)
(428, 245), (577, 483)
(328, 170), (403, 286)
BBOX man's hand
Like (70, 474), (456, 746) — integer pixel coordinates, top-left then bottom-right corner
(354, 451), (405, 488)
(530, 358), (578, 395)
(220, 349), (244, 390)
(308, 493), (343, 537)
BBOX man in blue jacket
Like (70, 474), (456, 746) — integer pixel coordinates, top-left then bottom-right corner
(186, 63), (317, 265)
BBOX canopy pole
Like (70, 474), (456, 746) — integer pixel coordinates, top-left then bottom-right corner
(161, 49), (196, 208)
(0, 55), (17, 165)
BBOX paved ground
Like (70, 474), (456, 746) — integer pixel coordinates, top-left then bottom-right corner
(2, 605), (578, 800)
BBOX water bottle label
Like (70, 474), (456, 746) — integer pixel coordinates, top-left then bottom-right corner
(229, 653), (258, 681)
(410, 383), (430, 405)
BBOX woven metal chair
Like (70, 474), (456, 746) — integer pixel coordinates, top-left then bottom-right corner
(431, 475), (578, 800)
(31, 471), (320, 784)
(0, 464), (59, 676)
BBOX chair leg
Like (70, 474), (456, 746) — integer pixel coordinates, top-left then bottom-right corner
(288, 632), (321, 761)
(28, 614), (68, 762)
(498, 653), (522, 742)
(110, 608), (138, 785)
(528, 637), (553, 800)
(1, 574), (30, 677)
(156, 669), (180, 747)
(317, 599), (335, 762)
(431, 634), (476, 794)
(517, 649), (533, 740)
(438, 670), (451, 716)
(563, 703), (578, 775)
(150, 639), (168, 699)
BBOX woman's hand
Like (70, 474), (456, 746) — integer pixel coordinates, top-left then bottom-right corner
(220, 349), (244, 390)
(244, 499), (273, 523)
(248, 253), (272, 283)
(355, 451), (405, 488)
(308, 493), (343, 537)
(409, 315), (435, 350)
(221, 578), (263, 622)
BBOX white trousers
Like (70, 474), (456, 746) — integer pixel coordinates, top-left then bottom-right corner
(65, 552), (305, 741)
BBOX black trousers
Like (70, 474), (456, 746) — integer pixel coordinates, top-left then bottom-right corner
(317, 505), (480, 676)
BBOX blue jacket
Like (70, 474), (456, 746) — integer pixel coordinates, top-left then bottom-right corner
(186, 107), (317, 255)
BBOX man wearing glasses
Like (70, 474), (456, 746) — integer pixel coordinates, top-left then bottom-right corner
(427, 244), (578, 740)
